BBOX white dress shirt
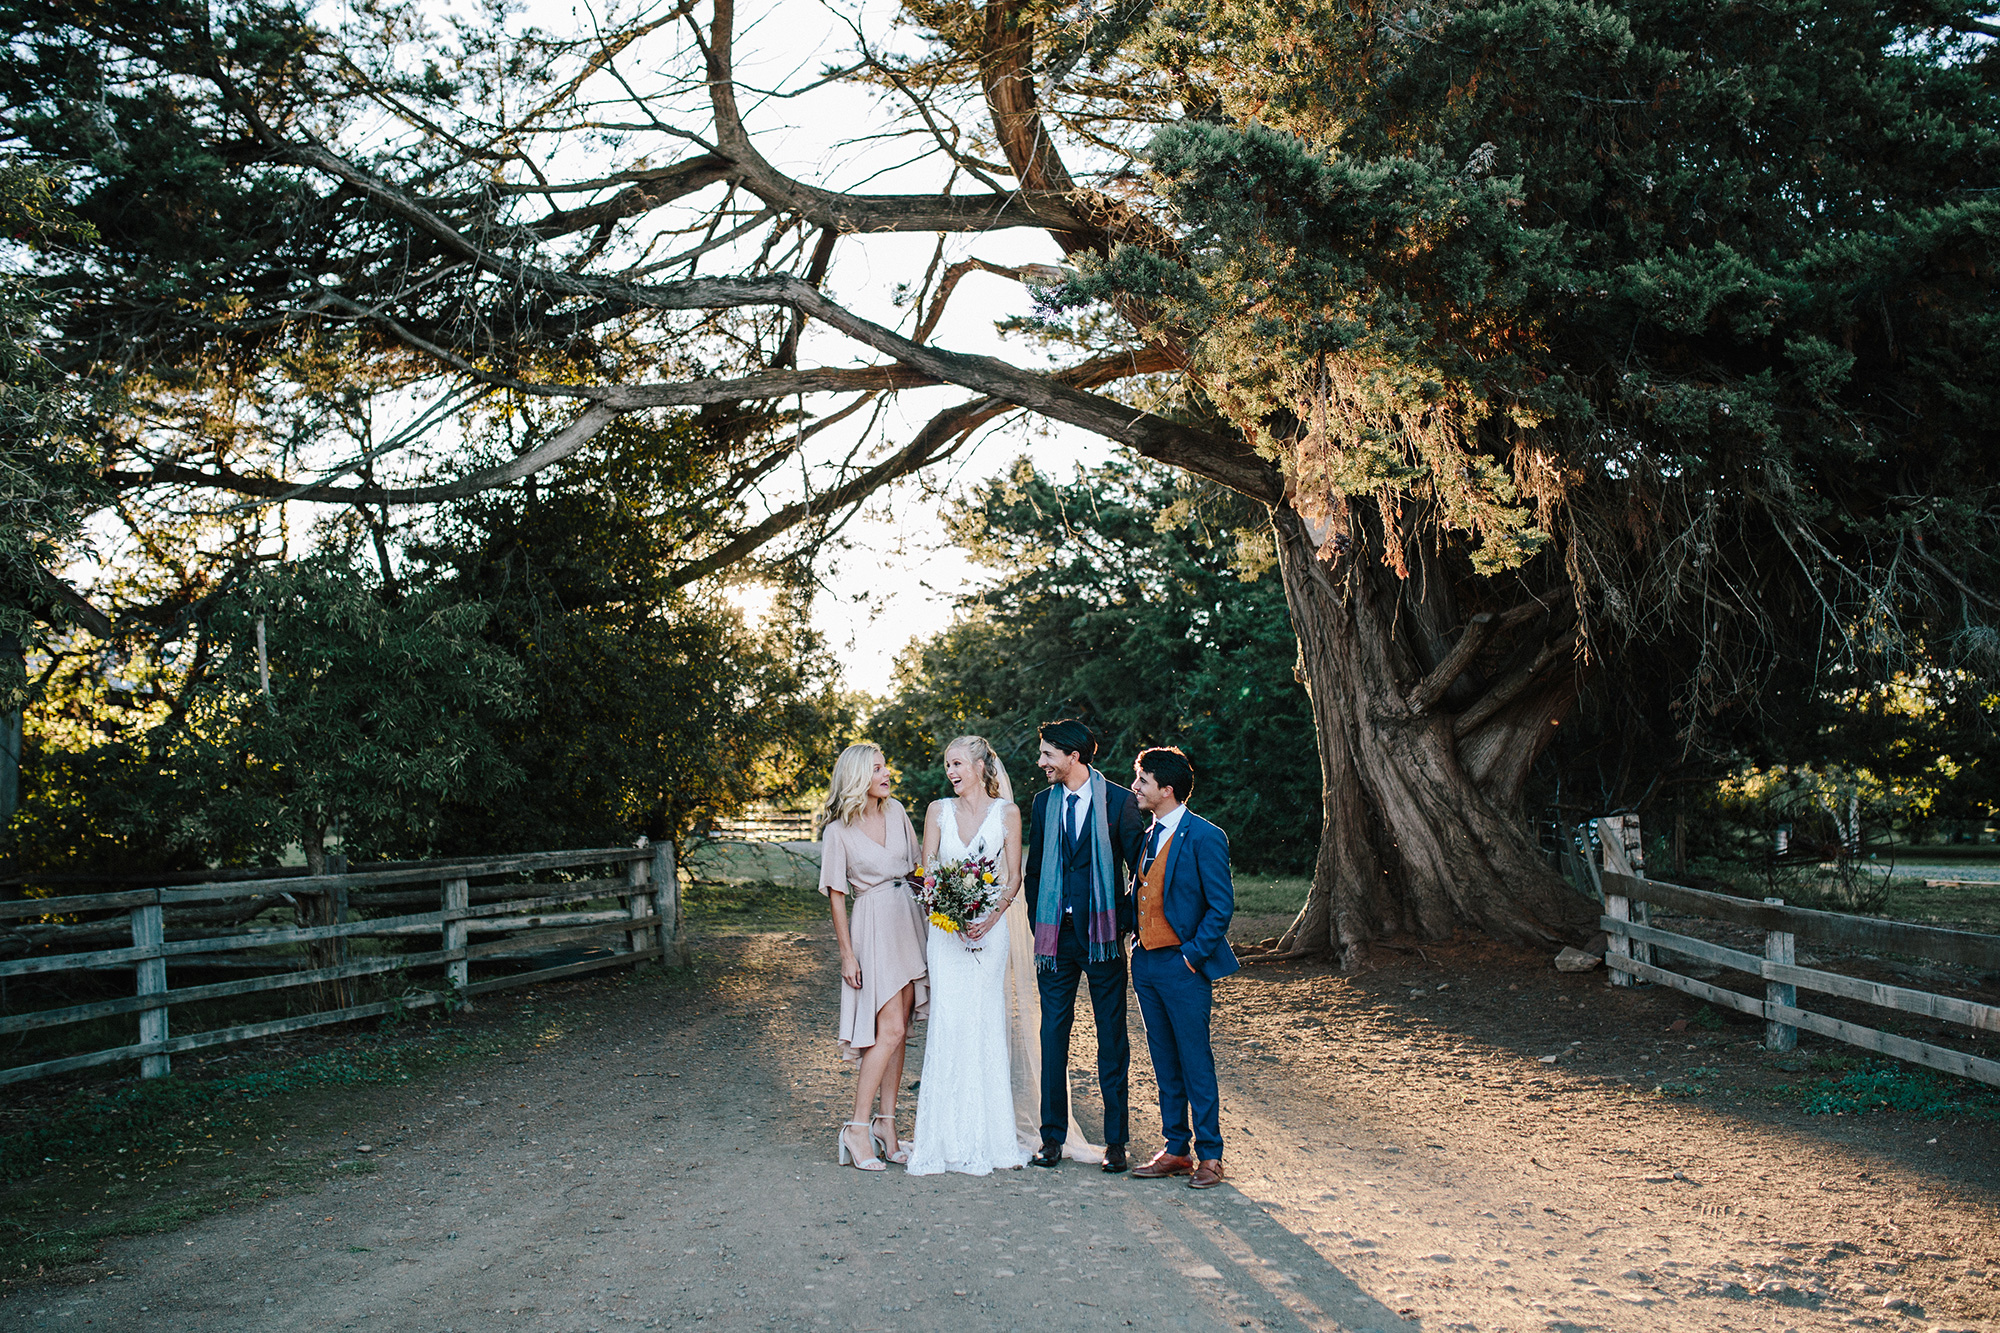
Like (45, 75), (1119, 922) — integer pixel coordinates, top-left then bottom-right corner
(1058, 772), (1095, 916)
(1143, 802), (1188, 870)
(1061, 772), (1094, 843)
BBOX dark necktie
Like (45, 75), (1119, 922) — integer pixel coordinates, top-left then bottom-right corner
(1063, 791), (1081, 855)
(1143, 820), (1164, 874)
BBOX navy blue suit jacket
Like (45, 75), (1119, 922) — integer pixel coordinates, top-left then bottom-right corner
(1154, 810), (1240, 981)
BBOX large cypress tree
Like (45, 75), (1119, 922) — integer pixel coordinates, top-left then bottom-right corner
(1051, 0), (2000, 959)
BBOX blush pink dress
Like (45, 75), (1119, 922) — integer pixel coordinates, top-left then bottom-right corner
(819, 800), (929, 1060)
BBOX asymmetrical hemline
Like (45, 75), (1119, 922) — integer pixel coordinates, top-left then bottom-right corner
(819, 800), (928, 1060)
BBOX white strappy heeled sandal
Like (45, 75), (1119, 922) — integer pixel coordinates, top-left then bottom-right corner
(837, 1121), (885, 1171)
(871, 1112), (910, 1166)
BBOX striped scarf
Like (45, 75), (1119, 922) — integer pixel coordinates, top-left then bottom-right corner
(1034, 768), (1119, 969)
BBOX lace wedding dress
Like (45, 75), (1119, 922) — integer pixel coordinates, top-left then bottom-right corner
(907, 798), (1031, 1176)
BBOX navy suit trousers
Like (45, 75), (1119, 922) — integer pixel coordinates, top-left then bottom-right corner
(1131, 942), (1222, 1160)
(1036, 926), (1129, 1148)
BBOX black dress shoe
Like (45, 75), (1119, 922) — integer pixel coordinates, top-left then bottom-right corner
(1100, 1144), (1128, 1173)
(1030, 1142), (1063, 1168)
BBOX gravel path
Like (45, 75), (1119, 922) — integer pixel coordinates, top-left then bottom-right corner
(6, 926), (1996, 1333)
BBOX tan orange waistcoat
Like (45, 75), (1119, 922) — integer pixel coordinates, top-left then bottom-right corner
(1137, 831), (1181, 951)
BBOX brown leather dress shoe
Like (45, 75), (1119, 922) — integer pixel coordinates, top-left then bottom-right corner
(1130, 1149), (1194, 1179)
(1188, 1159), (1226, 1189)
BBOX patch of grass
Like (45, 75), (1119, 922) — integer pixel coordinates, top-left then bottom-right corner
(1680, 855), (2000, 930)
(1879, 879), (2000, 932)
(1234, 875), (1311, 917)
(0, 963), (689, 1279)
(1689, 1005), (1727, 1031)
(682, 839), (818, 891)
(1655, 1066), (1717, 1098)
(0, 1020), (506, 1186)
(683, 876), (824, 930)
(1794, 1062), (2000, 1121)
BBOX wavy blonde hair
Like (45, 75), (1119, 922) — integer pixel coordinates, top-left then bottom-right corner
(944, 734), (1013, 802)
(814, 743), (885, 836)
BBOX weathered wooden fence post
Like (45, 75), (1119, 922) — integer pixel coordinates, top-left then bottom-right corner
(1763, 895), (1798, 1051)
(1599, 815), (1650, 970)
(331, 878), (352, 1008)
(131, 894), (169, 1079)
(442, 876), (470, 1007)
(1604, 875), (1633, 987)
(652, 841), (686, 968)
(623, 851), (651, 956)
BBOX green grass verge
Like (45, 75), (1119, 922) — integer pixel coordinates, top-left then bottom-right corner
(1787, 1062), (2000, 1121)
(0, 963), (694, 1279)
(682, 875), (825, 930)
(0, 1011), (508, 1276)
(1233, 874), (1310, 918)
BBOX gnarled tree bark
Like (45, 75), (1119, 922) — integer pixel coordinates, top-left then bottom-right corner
(1261, 499), (1596, 967)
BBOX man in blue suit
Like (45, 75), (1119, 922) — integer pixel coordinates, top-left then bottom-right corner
(1126, 745), (1239, 1189)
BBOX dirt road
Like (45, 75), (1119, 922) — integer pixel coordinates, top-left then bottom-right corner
(6, 922), (1997, 1333)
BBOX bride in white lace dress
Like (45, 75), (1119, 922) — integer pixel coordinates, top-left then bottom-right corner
(907, 736), (1032, 1176)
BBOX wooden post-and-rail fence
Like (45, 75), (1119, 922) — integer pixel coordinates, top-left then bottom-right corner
(0, 844), (687, 1087)
(1600, 869), (2000, 1089)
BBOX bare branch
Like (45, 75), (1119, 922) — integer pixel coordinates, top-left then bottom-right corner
(1453, 624), (1579, 739)
(529, 156), (735, 238)
(1406, 612), (1494, 714)
(38, 569), (114, 637)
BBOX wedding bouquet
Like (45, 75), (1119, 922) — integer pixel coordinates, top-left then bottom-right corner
(907, 853), (1000, 951)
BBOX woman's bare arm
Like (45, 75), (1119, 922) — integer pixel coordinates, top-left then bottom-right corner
(1001, 802), (1024, 898)
(921, 800), (942, 869)
(828, 880), (860, 984)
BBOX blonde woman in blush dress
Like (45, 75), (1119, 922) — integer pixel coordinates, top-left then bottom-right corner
(817, 743), (929, 1171)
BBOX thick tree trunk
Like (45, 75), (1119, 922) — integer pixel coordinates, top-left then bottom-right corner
(1265, 498), (1595, 968)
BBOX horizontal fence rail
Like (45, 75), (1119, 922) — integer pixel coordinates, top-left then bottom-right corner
(0, 844), (687, 1087)
(710, 806), (814, 843)
(1601, 871), (2000, 1089)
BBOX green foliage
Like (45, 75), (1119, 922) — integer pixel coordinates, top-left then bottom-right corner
(414, 415), (851, 849)
(8, 556), (526, 869)
(8, 412), (846, 871)
(1072, 0), (2000, 746)
(1797, 1062), (2000, 1120)
(166, 557), (527, 863)
(0, 157), (105, 705)
(874, 455), (1319, 872)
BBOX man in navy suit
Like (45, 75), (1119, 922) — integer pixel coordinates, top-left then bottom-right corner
(1126, 745), (1239, 1189)
(1023, 718), (1146, 1172)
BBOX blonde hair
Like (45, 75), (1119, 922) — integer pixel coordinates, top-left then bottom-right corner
(944, 734), (1014, 802)
(815, 743), (884, 836)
